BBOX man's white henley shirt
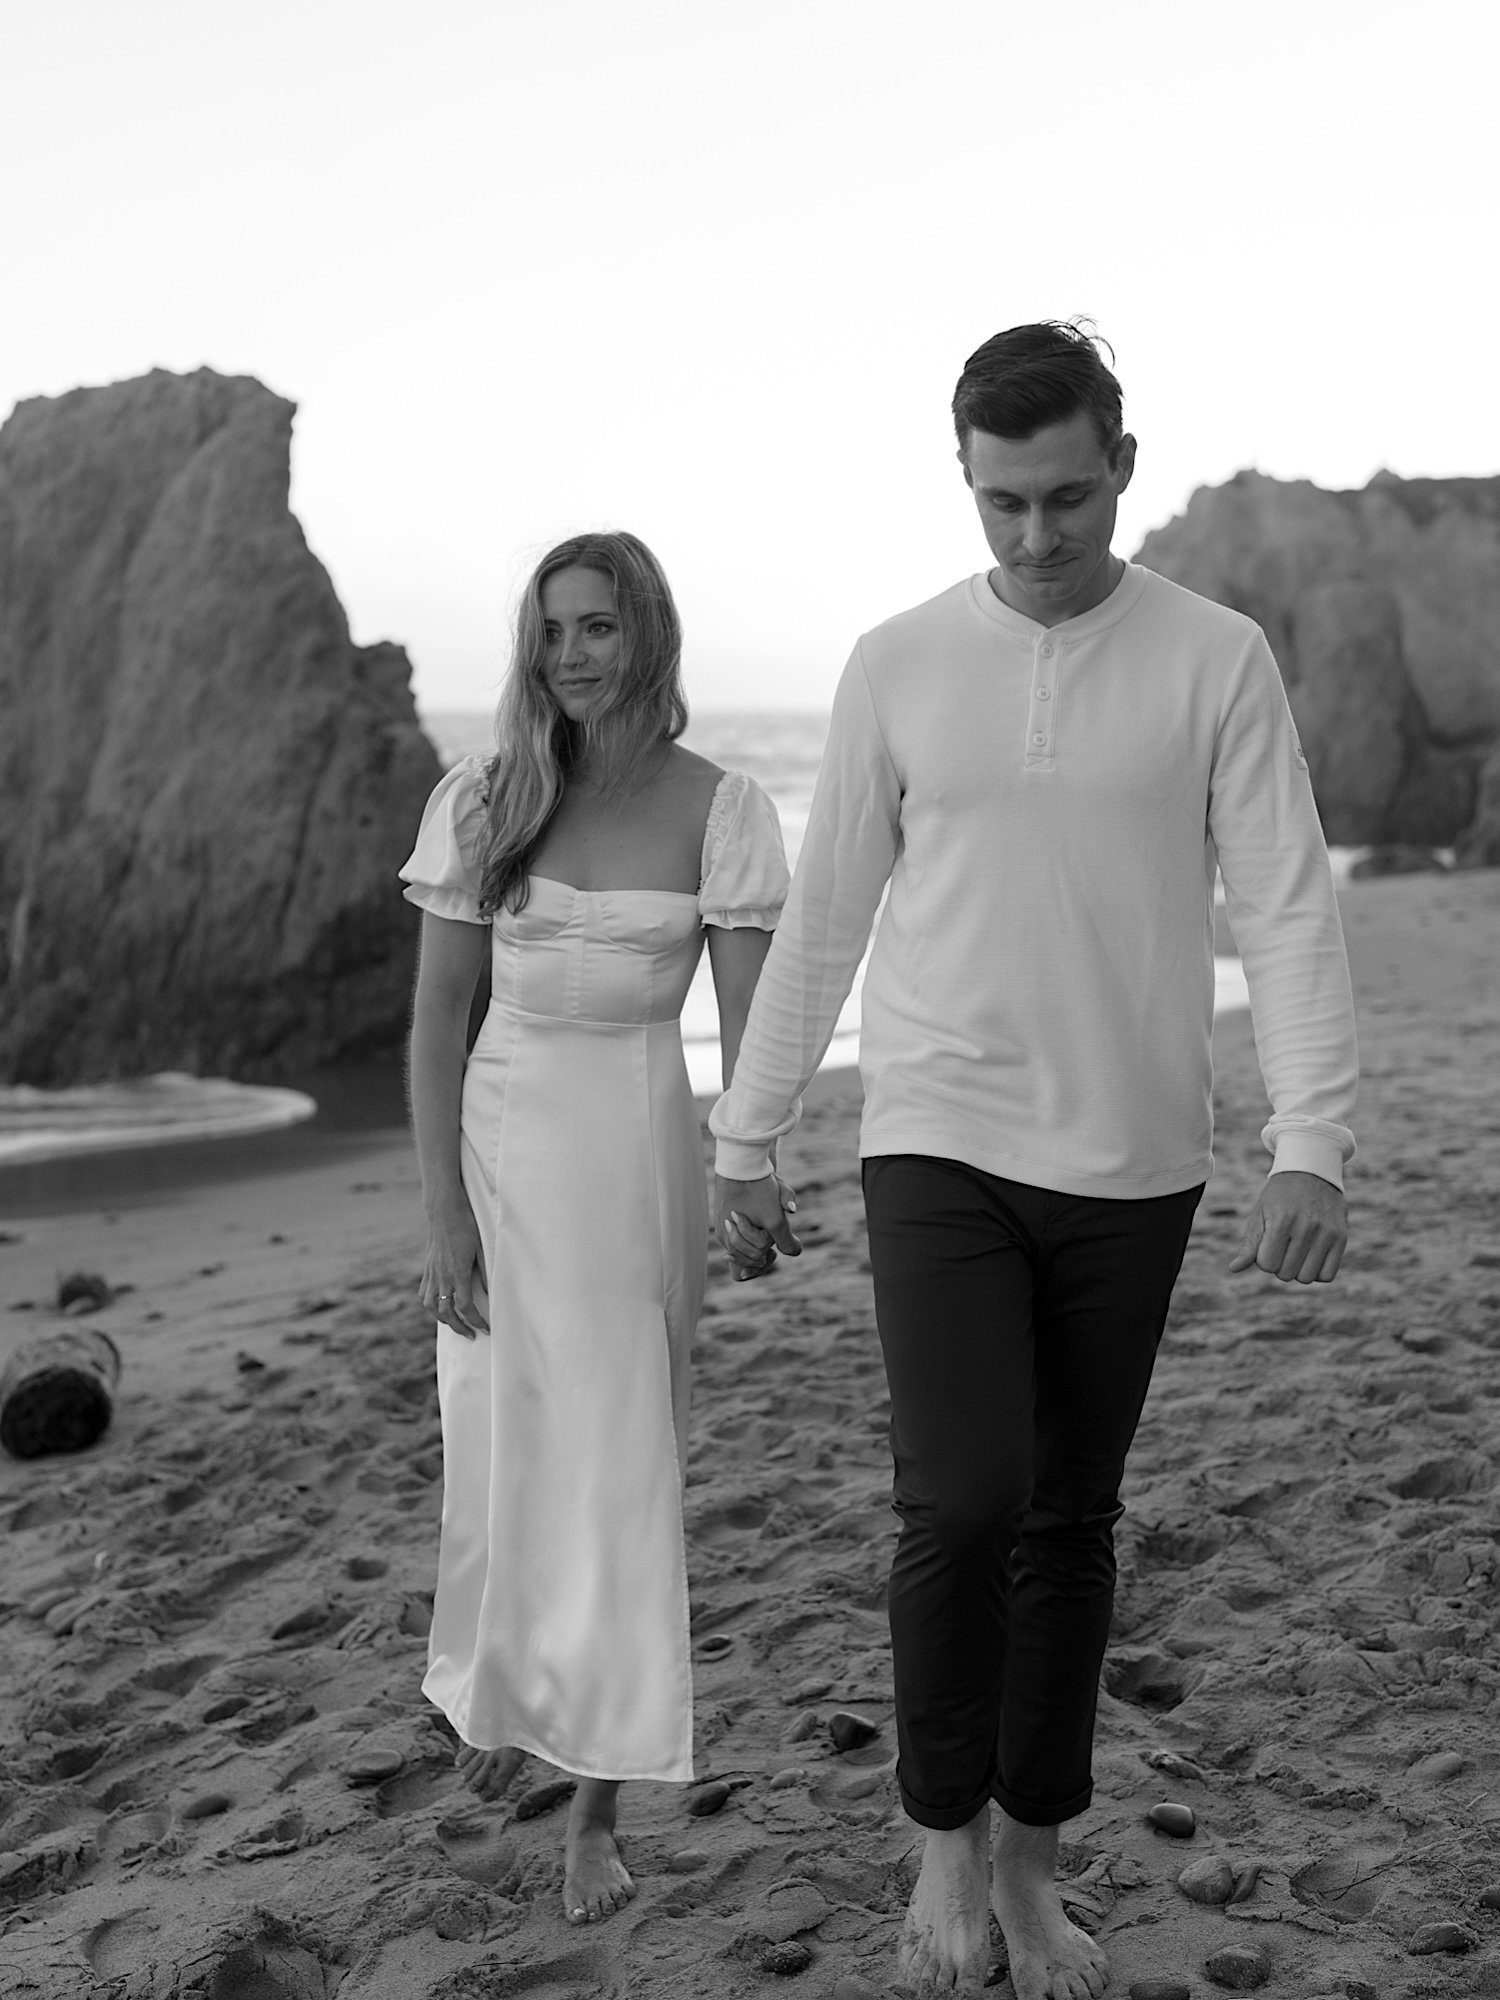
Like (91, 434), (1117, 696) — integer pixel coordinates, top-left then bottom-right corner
(711, 563), (1357, 1199)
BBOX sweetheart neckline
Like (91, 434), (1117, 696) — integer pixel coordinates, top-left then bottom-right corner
(527, 874), (700, 900)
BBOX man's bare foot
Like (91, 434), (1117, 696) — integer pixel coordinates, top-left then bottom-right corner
(563, 1778), (636, 1926)
(455, 1743), (525, 1800)
(898, 1811), (991, 1992)
(990, 1812), (1108, 2000)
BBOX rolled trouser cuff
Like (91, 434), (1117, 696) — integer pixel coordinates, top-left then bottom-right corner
(898, 1766), (994, 1831)
(991, 1776), (1092, 1827)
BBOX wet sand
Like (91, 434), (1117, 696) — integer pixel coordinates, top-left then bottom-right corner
(1, 869), (1498, 1997)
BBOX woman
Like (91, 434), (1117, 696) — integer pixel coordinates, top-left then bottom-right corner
(401, 532), (789, 1927)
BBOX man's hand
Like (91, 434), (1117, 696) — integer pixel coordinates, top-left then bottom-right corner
(715, 1173), (802, 1283)
(1229, 1169), (1347, 1284)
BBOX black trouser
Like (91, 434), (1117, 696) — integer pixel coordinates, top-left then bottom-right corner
(862, 1155), (1203, 1830)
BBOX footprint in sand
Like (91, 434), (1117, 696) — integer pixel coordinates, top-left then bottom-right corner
(84, 1908), (161, 1980)
(435, 1807), (521, 1888)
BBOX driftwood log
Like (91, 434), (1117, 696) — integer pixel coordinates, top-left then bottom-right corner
(0, 1327), (120, 1458)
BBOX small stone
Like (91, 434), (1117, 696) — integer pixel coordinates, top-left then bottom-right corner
(1203, 1944), (1269, 1990)
(180, 1792), (233, 1820)
(1342, 1982), (1378, 2000)
(346, 1555), (388, 1581)
(769, 1767), (806, 1790)
(513, 1777), (576, 1820)
(696, 1633), (735, 1659)
(829, 1710), (879, 1753)
(1479, 1881), (1500, 1909)
(1129, 1983), (1191, 2000)
(342, 1746), (404, 1784)
(759, 1940), (812, 1975)
(784, 1708), (823, 1744)
(270, 1601), (329, 1640)
(1411, 1749), (1465, 1782)
(1409, 1921), (1477, 1954)
(1229, 1860), (1262, 1903)
(687, 1779), (732, 1817)
(666, 1848), (709, 1873)
(1147, 1801), (1196, 1838)
(839, 1771), (883, 1800)
(1178, 1855), (1235, 1904)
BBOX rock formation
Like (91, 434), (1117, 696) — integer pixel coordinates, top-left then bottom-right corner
(1134, 469), (1500, 859)
(0, 369), (444, 1085)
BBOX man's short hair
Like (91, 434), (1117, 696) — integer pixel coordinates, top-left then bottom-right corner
(952, 320), (1124, 463)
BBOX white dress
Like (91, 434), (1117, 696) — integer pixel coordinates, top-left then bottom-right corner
(399, 759), (788, 1783)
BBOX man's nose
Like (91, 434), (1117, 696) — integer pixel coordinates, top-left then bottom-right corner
(1022, 509), (1058, 556)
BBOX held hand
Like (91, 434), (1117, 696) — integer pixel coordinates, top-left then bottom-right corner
(1229, 1169), (1347, 1285)
(715, 1173), (801, 1283)
(420, 1197), (491, 1337)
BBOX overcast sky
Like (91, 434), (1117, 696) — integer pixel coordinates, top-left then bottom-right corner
(4, 0), (1495, 711)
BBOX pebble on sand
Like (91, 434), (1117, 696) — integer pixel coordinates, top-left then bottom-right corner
(270, 1601), (330, 1640)
(1177, 1855), (1235, 1904)
(1129, 1982), (1191, 2000)
(1409, 1921), (1477, 1954)
(1479, 1882), (1500, 1910)
(769, 1767), (807, 1790)
(687, 1780), (732, 1817)
(696, 1633), (735, 1659)
(666, 1849), (709, 1874)
(513, 1778), (576, 1821)
(1410, 1750), (1465, 1782)
(1203, 1943), (1270, 1990)
(828, 1710), (879, 1753)
(1229, 1861), (1261, 1903)
(179, 1793), (234, 1821)
(759, 1940), (813, 1975)
(1147, 1802), (1197, 1838)
(340, 1747), (404, 1785)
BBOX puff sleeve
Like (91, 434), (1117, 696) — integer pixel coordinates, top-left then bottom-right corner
(398, 756), (492, 925)
(698, 771), (790, 930)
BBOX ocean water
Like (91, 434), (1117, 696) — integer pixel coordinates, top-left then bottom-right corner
(427, 708), (1261, 1094)
(0, 708), (1342, 1170)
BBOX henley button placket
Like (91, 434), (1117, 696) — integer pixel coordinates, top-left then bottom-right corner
(1025, 634), (1057, 767)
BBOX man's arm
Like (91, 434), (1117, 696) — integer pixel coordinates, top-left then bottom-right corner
(1210, 632), (1358, 1284)
(710, 645), (901, 1270)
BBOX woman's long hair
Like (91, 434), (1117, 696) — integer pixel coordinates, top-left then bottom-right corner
(477, 531), (688, 916)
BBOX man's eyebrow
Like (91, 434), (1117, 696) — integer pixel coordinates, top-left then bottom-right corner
(977, 476), (1099, 499)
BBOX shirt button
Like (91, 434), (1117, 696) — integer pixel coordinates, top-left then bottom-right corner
(1032, 732), (1048, 746)
(1039, 643), (1053, 657)
(1036, 687), (1051, 700)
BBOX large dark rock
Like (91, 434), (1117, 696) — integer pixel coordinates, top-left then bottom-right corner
(1135, 469), (1500, 853)
(0, 369), (443, 1085)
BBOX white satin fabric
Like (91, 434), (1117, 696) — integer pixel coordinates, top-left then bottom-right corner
(422, 877), (710, 1783)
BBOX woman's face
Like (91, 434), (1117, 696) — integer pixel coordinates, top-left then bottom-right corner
(540, 566), (623, 721)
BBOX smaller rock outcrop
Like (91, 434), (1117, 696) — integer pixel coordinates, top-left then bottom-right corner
(1135, 468), (1500, 856)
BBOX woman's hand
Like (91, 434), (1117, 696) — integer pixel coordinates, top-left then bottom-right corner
(420, 1196), (491, 1338)
(717, 1173), (799, 1281)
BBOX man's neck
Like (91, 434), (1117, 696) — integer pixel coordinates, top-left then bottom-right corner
(987, 552), (1126, 630)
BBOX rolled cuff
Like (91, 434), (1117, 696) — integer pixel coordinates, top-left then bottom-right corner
(700, 907), (781, 931)
(713, 1137), (777, 1183)
(1267, 1130), (1348, 1190)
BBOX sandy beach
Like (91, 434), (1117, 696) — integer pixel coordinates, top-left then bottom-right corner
(2, 869), (1498, 1999)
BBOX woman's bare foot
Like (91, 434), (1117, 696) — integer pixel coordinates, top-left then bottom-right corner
(563, 1778), (636, 1926)
(898, 1811), (991, 1992)
(990, 1812), (1108, 2000)
(455, 1743), (525, 1800)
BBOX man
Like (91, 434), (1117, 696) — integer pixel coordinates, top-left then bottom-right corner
(711, 322), (1356, 2000)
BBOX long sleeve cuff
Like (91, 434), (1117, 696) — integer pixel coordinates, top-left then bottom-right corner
(1266, 1126), (1350, 1190)
(712, 1135), (778, 1183)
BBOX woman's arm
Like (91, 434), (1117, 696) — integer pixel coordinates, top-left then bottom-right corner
(408, 911), (491, 1336)
(705, 924), (773, 1093)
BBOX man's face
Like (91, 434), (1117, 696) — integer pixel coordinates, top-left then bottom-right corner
(962, 411), (1136, 627)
